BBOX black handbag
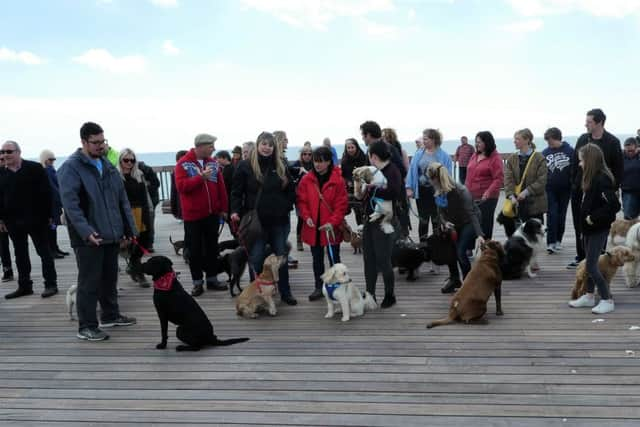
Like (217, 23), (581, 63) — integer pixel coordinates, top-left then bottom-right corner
(237, 186), (263, 250)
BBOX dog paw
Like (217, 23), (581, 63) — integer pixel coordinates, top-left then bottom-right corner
(527, 272), (538, 279)
(156, 342), (167, 349)
(268, 309), (277, 316)
(324, 313), (333, 318)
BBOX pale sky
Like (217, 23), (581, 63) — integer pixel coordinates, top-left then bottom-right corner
(1, 0), (639, 157)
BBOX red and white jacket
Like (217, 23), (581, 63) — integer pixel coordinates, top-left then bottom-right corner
(175, 149), (228, 221)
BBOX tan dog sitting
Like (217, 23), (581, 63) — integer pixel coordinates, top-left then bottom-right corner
(350, 226), (363, 254)
(427, 240), (505, 329)
(571, 245), (635, 299)
(235, 254), (285, 319)
(610, 218), (639, 245)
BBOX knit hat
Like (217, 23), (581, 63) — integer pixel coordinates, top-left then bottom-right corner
(232, 146), (242, 154)
(194, 133), (217, 146)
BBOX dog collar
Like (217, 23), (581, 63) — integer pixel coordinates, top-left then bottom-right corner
(154, 271), (176, 291)
(255, 278), (274, 294)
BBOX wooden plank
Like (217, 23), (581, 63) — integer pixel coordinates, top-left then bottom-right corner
(1, 199), (640, 426)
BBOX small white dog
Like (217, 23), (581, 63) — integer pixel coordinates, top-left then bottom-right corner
(623, 222), (640, 288)
(66, 284), (77, 320)
(321, 263), (378, 321)
(352, 166), (394, 234)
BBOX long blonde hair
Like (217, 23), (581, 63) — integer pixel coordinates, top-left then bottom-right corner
(250, 132), (287, 184)
(427, 162), (455, 195)
(117, 148), (144, 183)
(580, 143), (614, 191)
(39, 149), (55, 167)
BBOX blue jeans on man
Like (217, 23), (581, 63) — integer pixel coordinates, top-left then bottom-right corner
(622, 191), (640, 219)
(547, 189), (570, 246)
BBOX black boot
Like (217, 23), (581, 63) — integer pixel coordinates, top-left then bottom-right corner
(1, 268), (14, 282)
(308, 288), (323, 301)
(381, 294), (396, 309)
(441, 277), (462, 294)
(5, 287), (34, 299)
(191, 284), (204, 297)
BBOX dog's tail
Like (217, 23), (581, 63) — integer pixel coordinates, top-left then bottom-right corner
(426, 317), (454, 329)
(213, 337), (250, 346)
(169, 235), (174, 244)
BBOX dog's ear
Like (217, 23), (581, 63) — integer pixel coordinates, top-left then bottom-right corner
(321, 266), (336, 284)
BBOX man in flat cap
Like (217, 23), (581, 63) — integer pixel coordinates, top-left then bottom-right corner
(175, 133), (228, 296)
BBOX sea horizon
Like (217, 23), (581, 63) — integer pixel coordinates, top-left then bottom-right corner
(42, 134), (634, 168)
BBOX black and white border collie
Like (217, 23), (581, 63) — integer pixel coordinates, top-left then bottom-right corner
(501, 218), (546, 280)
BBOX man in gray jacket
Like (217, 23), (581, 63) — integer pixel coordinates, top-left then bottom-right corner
(58, 122), (138, 341)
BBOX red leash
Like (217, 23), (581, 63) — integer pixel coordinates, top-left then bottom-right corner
(131, 237), (150, 255)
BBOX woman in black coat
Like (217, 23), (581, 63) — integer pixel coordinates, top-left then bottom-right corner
(569, 143), (620, 314)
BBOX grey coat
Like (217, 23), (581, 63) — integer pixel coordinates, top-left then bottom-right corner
(58, 149), (137, 247)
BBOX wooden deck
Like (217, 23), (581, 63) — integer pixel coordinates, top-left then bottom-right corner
(2, 197), (640, 426)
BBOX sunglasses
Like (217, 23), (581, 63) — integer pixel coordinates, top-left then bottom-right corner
(48, 158), (56, 161)
(121, 158), (136, 164)
(0, 150), (16, 154)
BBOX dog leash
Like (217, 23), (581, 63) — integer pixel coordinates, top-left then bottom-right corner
(131, 237), (150, 255)
(325, 228), (337, 266)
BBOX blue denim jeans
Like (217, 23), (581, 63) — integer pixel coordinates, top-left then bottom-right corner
(622, 192), (640, 220)
(249, 222), (292, 299)
(546, 189), (570, 245)
(448, 222), (477, 280)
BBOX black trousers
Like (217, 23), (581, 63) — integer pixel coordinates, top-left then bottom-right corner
(416, 186), (438, 241)
(74, 243), (120, 330)
(570, 190), (585, 262)
(362, 222), (395, 299)
(459, 166), (468, 184)
(183, 214), (220, 283)
(477, 198), (498, 240)
(7, 223), (57, 290)
(0, 231), (11, 271)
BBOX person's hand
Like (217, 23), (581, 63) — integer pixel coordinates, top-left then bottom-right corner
(517, 192), (527, 202)
(87, 232), (103, 246)
(0, 222), (7, 233)
(481, 193), (488, 201)
(476, 235), (485, 247)
(306, 218), (315, 227)
(200, 166), (213, 180)
(319, 223), (333, 232)
(406, 188), (414, 198)
(510, 195), (519, 205)
(230, 213), (240, 223)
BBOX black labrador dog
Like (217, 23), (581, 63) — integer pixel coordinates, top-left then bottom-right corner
(391, 238), (429, 281)
(141, 256), (249, 351)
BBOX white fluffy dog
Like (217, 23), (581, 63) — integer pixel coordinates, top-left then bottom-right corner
(66, 284), (77, 320)
(352, 166), (394, 234)
(321, 263), (377, 322)
(623, 222), (640, 288)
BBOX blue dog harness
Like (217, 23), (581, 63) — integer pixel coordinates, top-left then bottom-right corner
(324, 282), (341, 301)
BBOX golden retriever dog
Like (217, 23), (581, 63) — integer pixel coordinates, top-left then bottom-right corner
(610, 218), (639, 245)
(427, 240), (505, 329)
(624, 223), (640, 288)
(321, 263), (377, 322)
(235, 254), (285, 319)
(352, 166), (394, 234)
(571, 245), (635, 299)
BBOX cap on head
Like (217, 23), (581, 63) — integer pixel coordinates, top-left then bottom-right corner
(194, 133), (217, 147)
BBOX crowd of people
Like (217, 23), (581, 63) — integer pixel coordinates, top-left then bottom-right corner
(1, 109), (639, 341)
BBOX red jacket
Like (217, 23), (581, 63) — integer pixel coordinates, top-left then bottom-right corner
(297, 167), (348, 246)
(465, 150), (504, 200)
(175, 149), (228, 221)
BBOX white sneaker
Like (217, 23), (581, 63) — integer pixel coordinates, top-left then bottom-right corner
(554, 242), (563, 251)
(547, 244), (556, 254)
(592, 299), (614, 314)
(569, 294), (595, 308)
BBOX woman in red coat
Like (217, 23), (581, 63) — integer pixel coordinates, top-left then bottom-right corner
(297, 146), (349, 301)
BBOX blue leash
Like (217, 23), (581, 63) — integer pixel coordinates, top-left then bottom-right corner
(325, 228), (336, 266)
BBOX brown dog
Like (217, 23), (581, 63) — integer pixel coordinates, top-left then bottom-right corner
(610, 218), (639, 245)
(235, 254), (285, 319)
(427, 240), (505, 329)
(350, 229), (363, 254)
(570, 245), (635, 299)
